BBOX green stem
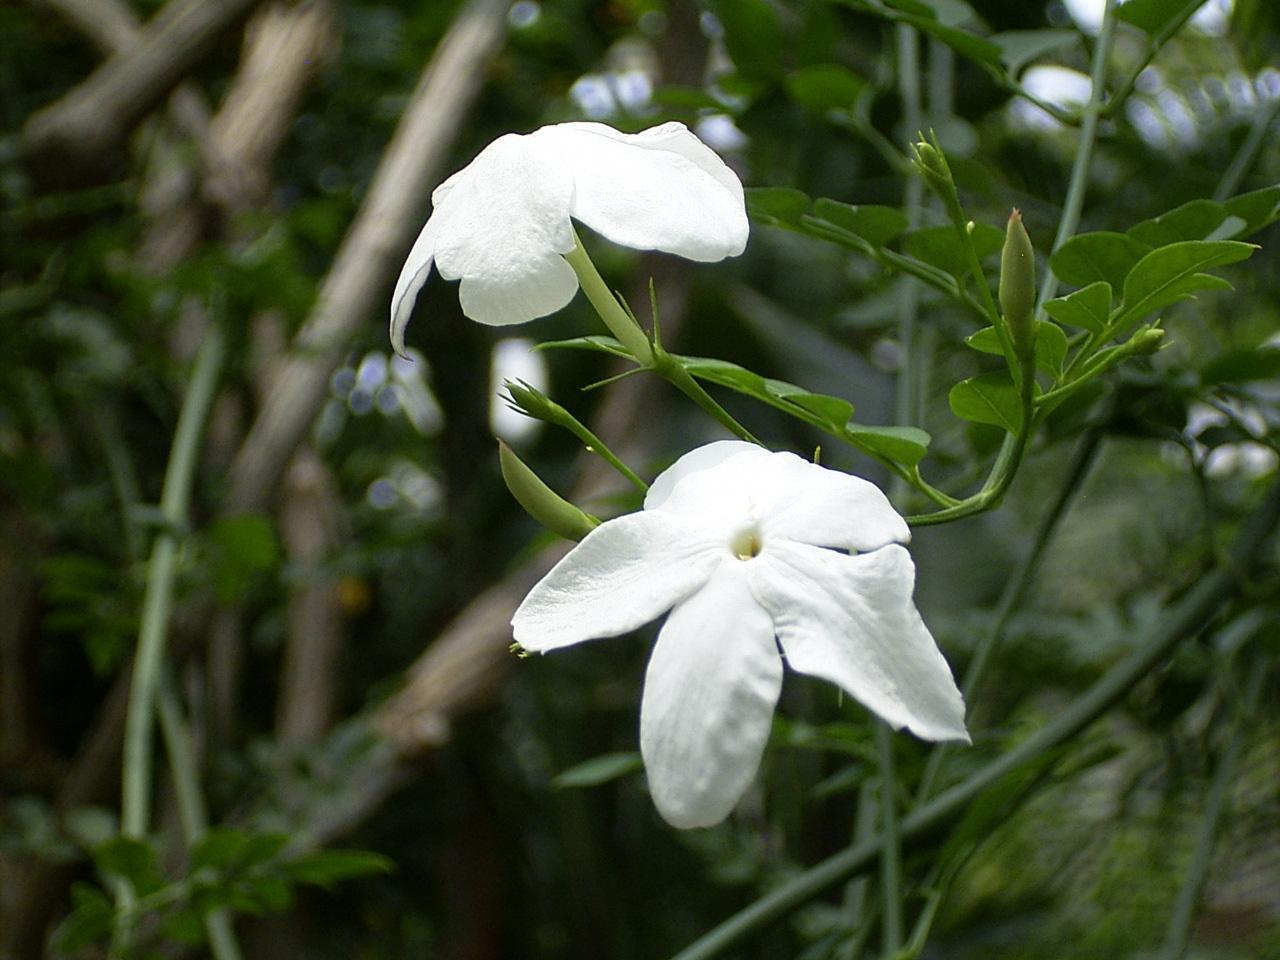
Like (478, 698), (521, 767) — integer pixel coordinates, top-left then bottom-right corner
(652, 347), (761, 445)
(509, 382), (649, 491)
(893, 23), (925, 451)
(1157, 656), (1267, 960)
(905, 420), (1030, 527)
(563, 229), (653, 365)
(667, 482), (1280, 960)
(1103, 0), (1210, 120)
(842, 779), (878, 940)
(122, 325), (226, 838)
(157, 675), (244, 960)
(874, 723), (902, 954)
(916, 429), (1102, 800)
(565, 231), (758, 443)
(1214, 96), (1280, 201)
(1037, 0), (1119, 312)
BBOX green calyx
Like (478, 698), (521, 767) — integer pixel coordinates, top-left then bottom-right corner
(498, 441), (600, 542)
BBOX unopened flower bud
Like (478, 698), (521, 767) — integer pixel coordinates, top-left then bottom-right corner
(999, 209), (1036, 370)
(499, 441), (600, 541)
(912, 138), (954, 199)
(1128, 326), (1165, 355)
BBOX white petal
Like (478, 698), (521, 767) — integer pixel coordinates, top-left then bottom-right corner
(753, 452), (908, 552)
(534, 121), (749, 262)
(646, 442), (907, 552)
(389, 212), (440, 356)
(750, 541), (968, 742)
(644, 440), (762, 512)
(511, 511), (723, 652)
(388, 163), (486, 354)
(433, 133), (580, 326)
(640, 564), (782, 828)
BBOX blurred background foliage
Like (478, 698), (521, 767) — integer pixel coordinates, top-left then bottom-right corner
(1, 0), (1278, 958)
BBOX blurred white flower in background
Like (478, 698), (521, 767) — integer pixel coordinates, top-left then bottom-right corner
(1009, 64), (1093, 131)
(1061, 0), (1233, 36)
(390, 121), (748, 351)
(489, 338), (547, 445)
(511, 441), (968, 829)
(1184, 401), (1279, 479)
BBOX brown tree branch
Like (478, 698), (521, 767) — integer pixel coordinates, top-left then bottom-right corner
(23, 0), (264, 161)
(28, 0), (146, 58)
(24, 0), (213, 161)
(204, 0), (339, 216)
(224, 0), (512, 515)
(275, 448), (344, 744)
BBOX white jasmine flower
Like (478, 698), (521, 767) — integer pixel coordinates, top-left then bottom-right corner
(390, 121), (748, 352)
(512, 441), (968, 829)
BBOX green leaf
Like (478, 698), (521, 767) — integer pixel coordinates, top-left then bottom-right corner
(1200, 346), (1280, 384)
(1034, 320), (1069, 378)
(844, 424), (932, 467)
(746, 187), (811, 228)
(1050, 232), (1151, 291)
(234, 874), (293, 913)
(900, 14), (1003, 66)
(54, 883), (114, 951)
(681, 356), (855, 429)
(285, 849), (394, 888)
(963, 326), (1004, 356)
(901, 223), (1004, 278)
(1223, 183), (1280, 236)
(651, 86), (728, 112)
(915, 0), (980, 27)
(708, 0), (782, 78)
(162, 907), (207, 946)
(551, 752), (644, 788)
(949, 372), (1023, 432)
(193, 828), (250, 871)
(240, 832), (291, 867)
(1117, 0), (1198, 35)
(808, 199), (909, 248)
(1043, 280), (1111, 333)
(1128, 199), (1228, 246)
(193, 828), (288, 872)
(990, 29), (1078, 74)
(208, 514), (279, 605)
(765, 378), (856, 424)
(964, 322), (1068, 378)
(879, 0), (937, 16)
(536, 334), (629, 358)
(94, 836), (163, 896)
(1118, 240), (1255, 325)
(785, 64), (866, 111)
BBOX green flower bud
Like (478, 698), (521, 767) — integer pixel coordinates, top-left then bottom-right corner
(1128, 326), (1165, 355)
(999, 209), (1036, 369)
(498, 441), (599, 541)
(912, 138), (954, 201)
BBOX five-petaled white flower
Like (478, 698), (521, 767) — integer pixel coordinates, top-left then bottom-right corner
(390, 121), (748, 352)
(511, 441), (969, 829)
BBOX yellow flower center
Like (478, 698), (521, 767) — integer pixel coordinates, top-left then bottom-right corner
(730, 526), (763, 560)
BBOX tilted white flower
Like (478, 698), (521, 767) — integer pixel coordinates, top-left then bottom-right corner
(512, 441), (969, 829)
(390, 121), (748, 352)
